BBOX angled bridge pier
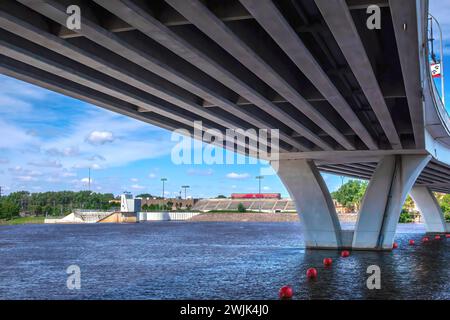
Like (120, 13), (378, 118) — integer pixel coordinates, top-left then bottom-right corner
(352, 155), (431, 250)
(274, 159), (343, 249)
(410, 186), (449, 234)
(274, 154), (431, 250)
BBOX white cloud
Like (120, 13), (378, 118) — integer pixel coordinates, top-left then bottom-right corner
(130, 178), (139, 182)
(8, 166), (23, 173)
(86, 131), (115, 145)
(0, 120), (37, 149)
(28, 159), (62, 168)
(87, 154), (106, 161)
(131, 184), (146, 190)
(17, 175), (38, 182)
(81, 177), (93, 184)
(187, 168), (214, 176)
(226, 172), (250, 180)
(46, 146), (79, 157)
(73, 163), (102, 170)
(263, 186), (271, 191)
(0, 76), (181, 194)
(61, 171), (77, 178)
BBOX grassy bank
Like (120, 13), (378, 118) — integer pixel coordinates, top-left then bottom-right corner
(0, 216), (46, 225)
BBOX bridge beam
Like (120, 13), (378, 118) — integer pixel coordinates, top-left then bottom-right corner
(272, 159), (343, 249)
(410, 186), (448, 233)
(315, 0), (402, 150)
(353, 155), (431, 250)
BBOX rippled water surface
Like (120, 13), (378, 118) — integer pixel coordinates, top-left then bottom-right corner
(0, 222), (448, 300)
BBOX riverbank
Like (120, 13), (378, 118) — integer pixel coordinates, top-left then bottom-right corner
(189, 212), (299, 222)
(0, 216), (46, 225)
(188, 212), (360, 222)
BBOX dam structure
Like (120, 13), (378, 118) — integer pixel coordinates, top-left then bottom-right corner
(0, 0), (449, 250)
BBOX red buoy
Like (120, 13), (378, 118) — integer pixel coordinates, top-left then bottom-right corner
(323, 258), (333, 267)
(306, 268), (318, 279)
(435, 235), (441, 240)
(392, 242), (398, 249)
(422, 236), (430, 243)
(409, 240), (415, 246)
(341, 250), (350, 258)
(279, 285), (293, 299)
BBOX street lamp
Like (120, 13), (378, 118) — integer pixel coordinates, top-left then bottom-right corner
(256, 176), (264, 212)
(161, 178), (167, 200)
(429, 14), (445, 106)
(182, 185), (190, 200)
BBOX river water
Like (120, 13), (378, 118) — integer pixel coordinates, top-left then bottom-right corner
(0, 222), (448, 300)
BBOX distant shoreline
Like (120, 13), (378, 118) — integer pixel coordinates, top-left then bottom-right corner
(189, 212), (299, 222)
(188, 212), (362, 223)
(0, 216), (46, 226)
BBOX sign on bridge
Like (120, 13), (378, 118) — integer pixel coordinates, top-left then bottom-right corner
(431, 63), (441, 78)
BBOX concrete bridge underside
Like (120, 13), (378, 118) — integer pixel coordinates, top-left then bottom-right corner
(0, 0), (449, 250)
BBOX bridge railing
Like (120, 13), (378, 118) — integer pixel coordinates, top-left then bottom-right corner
(423, 0), (450, 141)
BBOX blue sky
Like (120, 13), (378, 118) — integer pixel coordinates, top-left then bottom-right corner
(0, 1), (448, 198)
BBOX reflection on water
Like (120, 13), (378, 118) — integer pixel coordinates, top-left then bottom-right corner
(0, 222), (448, 299)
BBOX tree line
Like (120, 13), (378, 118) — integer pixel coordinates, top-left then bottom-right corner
(0, 191), (117, 220)
(0, 184), (449, 221)
(331, 180), (450, 222)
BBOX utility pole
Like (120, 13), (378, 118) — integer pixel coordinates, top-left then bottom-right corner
(161, 178), (167, 200)
(182, 185), (190, 200)
(256, 176), (264, 212)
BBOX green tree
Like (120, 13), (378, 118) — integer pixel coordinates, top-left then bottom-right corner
(216, 195), (227, 199)
(399, 210), (414, 223)
(0, 199), (20, 220)
(0, 190), (117, 218)
(331, 180), (368, 210)
(438, 193), (450, 215)
(237, 203), (246, 213)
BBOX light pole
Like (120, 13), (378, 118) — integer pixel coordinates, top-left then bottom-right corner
(256, 176), (264, 212)
(161, 178), (167, 200)
(181, 185), (190, 200)
(429, 14), (445, 106)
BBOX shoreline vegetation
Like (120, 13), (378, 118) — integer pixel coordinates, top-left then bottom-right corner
(0, 212), (426, 225)
(0, 216), (46, 225)
(0, 182), (449, 225)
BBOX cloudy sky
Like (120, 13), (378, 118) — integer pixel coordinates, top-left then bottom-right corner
(0, 1), (448, 198)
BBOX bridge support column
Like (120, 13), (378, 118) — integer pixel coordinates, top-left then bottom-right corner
(353, 155), (431, 250)
(273, 159), (342, 249)
(410, 186), (448, 233)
